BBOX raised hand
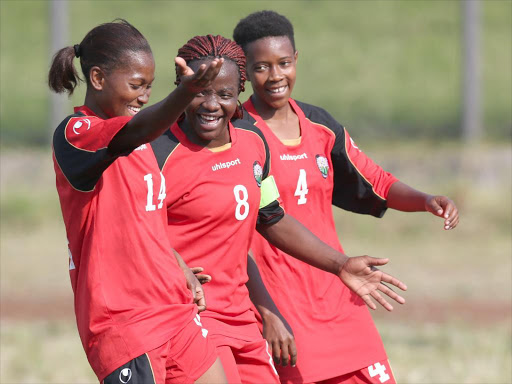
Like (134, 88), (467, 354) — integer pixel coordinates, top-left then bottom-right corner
(175, 56), (224, 94)
(425, 195), (459, 230)
(339, 256), (407, 311)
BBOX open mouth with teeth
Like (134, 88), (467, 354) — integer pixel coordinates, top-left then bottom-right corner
(267, 85), (287, 95)
(198, 114), (222, 127)
(127, 105), (141, 115)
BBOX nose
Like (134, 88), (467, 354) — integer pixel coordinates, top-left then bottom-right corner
(269, 65), (284, 82)
(201, 94), (220, 111)
(138, 88), (151, 105)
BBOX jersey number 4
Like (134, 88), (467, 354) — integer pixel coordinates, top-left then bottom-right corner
(144, 173), (166, 211)
(294, 169), (309, 205)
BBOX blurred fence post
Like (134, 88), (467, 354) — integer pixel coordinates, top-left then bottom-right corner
(462, 0), (481, 142)
(49, 0), (69, 141)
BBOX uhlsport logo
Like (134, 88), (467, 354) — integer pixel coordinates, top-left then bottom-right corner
(119, 367), (132, 383)
(253, 161), (263, 187)
(315, 155), (329, 179)
(72, 119), (91, 135)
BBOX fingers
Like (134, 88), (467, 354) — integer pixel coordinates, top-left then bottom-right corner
(195, 286), (206, 312)
(360, 294), (377, 310)
(378, 282), (406, 305)
(443, 203), (459, 230)
(279, 341), (290, 366)
(289, 339), (298, 367)
(194, 57), (224, 84)
(196, 274), (212, 284)
(190, 267), (203, 274)
(271, 341), (281, 366)
(380, 272), (408, 291)
(370, 290), (394, 311)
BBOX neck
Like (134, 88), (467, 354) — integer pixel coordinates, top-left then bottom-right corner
(250, 95), (292, 122)
(84, 90), (109, 119)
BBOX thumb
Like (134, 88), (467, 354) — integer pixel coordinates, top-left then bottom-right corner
(428, 197), (444, 217)
(366, 257), (389, 267)
(175, 57), (193, 77)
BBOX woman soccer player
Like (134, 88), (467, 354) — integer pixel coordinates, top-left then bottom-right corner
(48, 20), (227, 383)
(233, 10), (460, 384)
(150, 34), (407, 384)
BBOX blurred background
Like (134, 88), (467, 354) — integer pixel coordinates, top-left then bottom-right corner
(1, 0), (510, 383)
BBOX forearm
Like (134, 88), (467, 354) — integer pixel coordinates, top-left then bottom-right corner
(109, 84), (197, 153)
(256, 214), (347, 276)
(386, 181), (431, 212)
(246, 252), (281, 319)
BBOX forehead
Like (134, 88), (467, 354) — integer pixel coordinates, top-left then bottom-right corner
(245, 36), (294, 61)
(189, 58), (239, 87)
(115, 51), (155, 76)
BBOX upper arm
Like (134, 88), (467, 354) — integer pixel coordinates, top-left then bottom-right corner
(53, 114), (131, 191)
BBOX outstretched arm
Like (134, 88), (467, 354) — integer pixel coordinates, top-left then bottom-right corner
(246, 252), (297, 367)
(386, 181), (459, 230)
(257, 214), (407, 311)
(108, 57), (224, 155)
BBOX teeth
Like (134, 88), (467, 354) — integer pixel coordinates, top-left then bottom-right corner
(200, 115), (220, 123)
(268, 86), (286, 94)
(127, 106), (141, 113)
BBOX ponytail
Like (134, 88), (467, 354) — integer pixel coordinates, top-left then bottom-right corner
(48, 46), (82, 95)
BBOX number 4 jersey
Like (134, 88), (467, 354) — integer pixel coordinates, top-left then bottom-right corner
(243, 98), (399, 383)
(150, 119), (284, 336)
(52, 106), (196, 381)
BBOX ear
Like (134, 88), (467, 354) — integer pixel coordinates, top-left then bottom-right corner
(89, 66), (106, 91)
(294, 50), (299, 63)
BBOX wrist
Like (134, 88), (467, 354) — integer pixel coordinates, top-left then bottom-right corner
(334, 252), (349, 277)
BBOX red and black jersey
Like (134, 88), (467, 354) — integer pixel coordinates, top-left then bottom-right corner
(53, 106), (196, 381)
(243, 98), (398, 382)
(151, 119), (284, 339)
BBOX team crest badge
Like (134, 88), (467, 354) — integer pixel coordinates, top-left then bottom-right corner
(253, 161), (263, 187)
(316, 155), (329, 179)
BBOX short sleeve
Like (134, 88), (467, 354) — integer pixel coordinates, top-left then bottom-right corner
(331, 126), (399, 217)
(53, 113), (131, 191)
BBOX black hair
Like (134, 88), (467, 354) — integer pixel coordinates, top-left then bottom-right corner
(233, 10), (296, 54)
(48, 19), (152, 95)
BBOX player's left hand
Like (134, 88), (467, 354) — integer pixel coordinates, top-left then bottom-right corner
(262, 311), (297, 367)
(425, 195), (459, 230)
(339, 256), (407, 311)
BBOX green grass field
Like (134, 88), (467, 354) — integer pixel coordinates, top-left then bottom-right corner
(1, 0), (511, 145)
(1, 143), (510, 383)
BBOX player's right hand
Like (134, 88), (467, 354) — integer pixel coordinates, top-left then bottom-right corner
(191, 267), (212, 285)
(339, 256), (407, 311)
(175, 56), (224, 95)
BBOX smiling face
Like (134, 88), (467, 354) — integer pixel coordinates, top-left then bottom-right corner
(245, 36), (297, 112)
(95, 51), (155, 118)
(182, 59), (240, 148)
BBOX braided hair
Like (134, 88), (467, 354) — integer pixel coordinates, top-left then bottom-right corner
(175, 34), (246, 94)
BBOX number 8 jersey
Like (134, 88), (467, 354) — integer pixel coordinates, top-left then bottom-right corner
(151, 119), (284, 334)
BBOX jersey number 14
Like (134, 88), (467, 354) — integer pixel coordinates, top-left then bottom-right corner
(144, 173), (166, 211)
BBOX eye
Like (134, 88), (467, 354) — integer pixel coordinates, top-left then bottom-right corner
(130, 84), (141, 90)
(220, 93), (234, 100)
(281, 61), (291, 67)
(253, 64), (267, 72)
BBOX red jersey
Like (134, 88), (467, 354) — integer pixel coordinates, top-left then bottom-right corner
(150, 120), (284, 339)
(243, 98), (399, 382)
(52, 106), (196, 381)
